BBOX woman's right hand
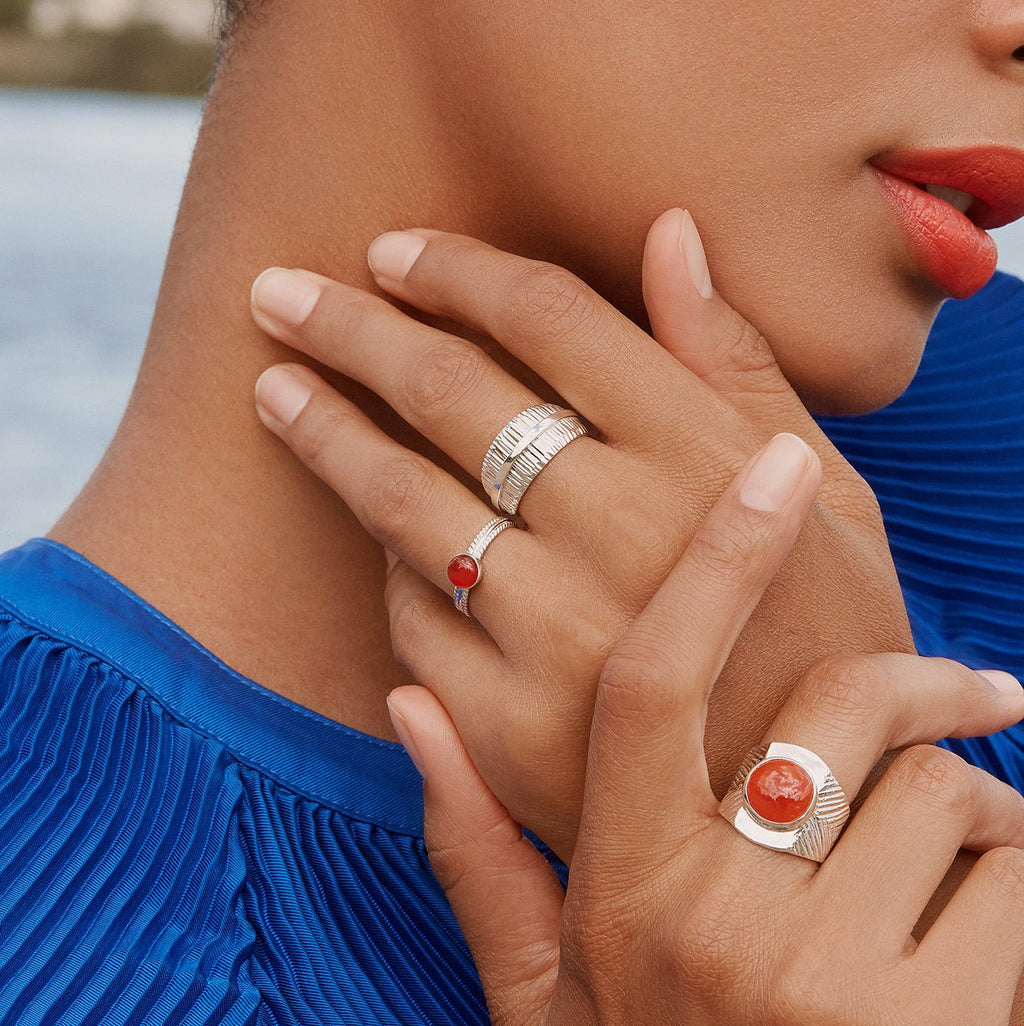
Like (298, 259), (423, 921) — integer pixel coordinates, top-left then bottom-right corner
(386, 435), (1024, 1025)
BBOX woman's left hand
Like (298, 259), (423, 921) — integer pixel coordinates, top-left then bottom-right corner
(249, 209), (911, 860)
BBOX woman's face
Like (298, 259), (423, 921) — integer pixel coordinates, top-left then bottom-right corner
(414, 0), (1024, 414)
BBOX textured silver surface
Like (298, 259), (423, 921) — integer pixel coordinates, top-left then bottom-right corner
(451, 515), (516, 617)
(494, 416), (589, 515)
(480, 404), (564, 508)
(719, 742), (851, 862)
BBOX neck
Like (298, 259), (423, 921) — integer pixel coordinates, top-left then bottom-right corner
(49, 2), (648, 739)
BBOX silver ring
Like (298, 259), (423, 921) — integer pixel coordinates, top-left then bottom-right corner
(480, 404), (589, 515)
(718, 742), (850, 862)
(447, 515), (515, 618)
(481, 404), (565, 508)
(495, 415), (588, 515)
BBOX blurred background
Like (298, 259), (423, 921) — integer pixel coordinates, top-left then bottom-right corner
(2, 5), (1024, 552)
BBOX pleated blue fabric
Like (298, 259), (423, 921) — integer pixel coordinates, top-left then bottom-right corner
(817, 269), (1024, 789)
(0, 540), (493, 1025)
(0, 270), (1021, 1023)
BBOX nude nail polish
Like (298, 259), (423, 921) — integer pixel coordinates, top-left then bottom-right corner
(678, 209), (714, 299)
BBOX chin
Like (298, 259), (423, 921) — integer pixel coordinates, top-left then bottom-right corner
(773, 301), (939, 418)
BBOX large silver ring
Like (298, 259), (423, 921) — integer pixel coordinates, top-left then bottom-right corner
(446, 515), (515, 618)
(480, 403), (588, 515)
(718, 742), (850, 862)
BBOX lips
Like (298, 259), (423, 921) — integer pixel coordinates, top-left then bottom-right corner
(871, 147), (1024, 299)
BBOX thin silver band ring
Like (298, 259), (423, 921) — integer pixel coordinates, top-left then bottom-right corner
(448, 515), (516, 618)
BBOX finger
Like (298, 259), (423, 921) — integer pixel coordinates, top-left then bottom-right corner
(821, 746), (1024, 947)
(763, 654), (1024, 813)
(641, 208), (853, 485)
(914, 845), (1024, 1022)
(254, 362), (536, 637)
(642, 208), (809, 420)
(383, 557), (506, 733)
(361, 223), (718, 449)
(250, 265), (629, 530)
(252, 266), (548, 478)
(576, 432), (821, 859)
(386, 685), (562, 1025)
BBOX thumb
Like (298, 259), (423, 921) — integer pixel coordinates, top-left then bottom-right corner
(641, 207), (797, 410)
(386, 686), (563, 1026)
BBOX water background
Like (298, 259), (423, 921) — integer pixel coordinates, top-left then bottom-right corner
(3, 85), (1024, 553)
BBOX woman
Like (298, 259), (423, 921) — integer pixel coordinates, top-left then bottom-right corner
(0, 0), (1022, 1019)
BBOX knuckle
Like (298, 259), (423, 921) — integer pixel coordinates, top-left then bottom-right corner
(668, 888), (755, 993)
(541, 601), (620, 669)
(362, 453), (434, 544)
(314, 283), (372, 340)
(403, 337), (488, 424)
(831, 471), (885, 524)
(505, 262), (600, 343)
(293, 399), (352, 474)
(770, 945), (836, 1020)
(685, 516), (766, 592)
(934, 656), (990, 707)
(893, 745), (974, 813)
(798, 653), (891, 726)
(597, 642), (677, 721)
(976, 846), (1024, 901)
(706, 313), (786, 398)
(387, 590), (434, 661)
(723, 316), (777, 377)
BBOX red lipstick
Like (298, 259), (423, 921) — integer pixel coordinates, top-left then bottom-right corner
(872, 147), (1024, 299)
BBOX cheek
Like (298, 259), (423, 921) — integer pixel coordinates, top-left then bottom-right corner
(698, 188), (943, 415)
(439, 0), (951, 412)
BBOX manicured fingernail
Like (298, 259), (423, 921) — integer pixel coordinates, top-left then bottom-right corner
(251, 268), (322, 327)
(739, 433), (813, 513)
(367, 231), (427, 281)
(979, 670), (1023, 694)
(678, 209), (713, 299)
(387, 696), (426, 777)
(384, 548), (399, 571)
(255, 366), (313, 427)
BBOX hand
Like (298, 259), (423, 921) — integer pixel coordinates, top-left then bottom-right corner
(249, 208), (912, 859)
(386, 441), (1024, 1026)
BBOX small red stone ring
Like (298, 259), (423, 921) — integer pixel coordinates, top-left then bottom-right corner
(718, 742), (850, 862)
(447, 515), (516, 618)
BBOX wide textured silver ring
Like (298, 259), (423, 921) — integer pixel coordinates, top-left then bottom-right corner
(718, 742), (850, 862)
(481, 403), (589, 514)
(446, 515), (516, 618)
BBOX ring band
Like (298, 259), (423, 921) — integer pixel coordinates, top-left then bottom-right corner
(447, 515), (515, 618)
(494, 415), (588, 515)
(481, 404), (564, 508)
(481, 403), (589, 514)
(718, 741), (850, 862)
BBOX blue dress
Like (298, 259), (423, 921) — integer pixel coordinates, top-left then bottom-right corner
(0, 271), (1021, 1023)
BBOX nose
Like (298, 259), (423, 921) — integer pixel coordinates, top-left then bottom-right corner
(973, 0), (1024, 76)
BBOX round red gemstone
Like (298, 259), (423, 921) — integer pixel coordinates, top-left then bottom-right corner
(447, 553), (480, 589)
(745, 758), (815, 826)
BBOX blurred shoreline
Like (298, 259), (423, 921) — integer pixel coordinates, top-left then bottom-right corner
(0, 25), (213, 95)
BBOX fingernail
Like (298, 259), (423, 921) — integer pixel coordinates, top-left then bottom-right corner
(255, 366), (313, 427)
(384, 548), (399, 571)
(979, 670), (1023, 694)
(739, 433), (812, 513)
(251, 268), (322, 327)
(367, 231), (427, 281)
(677, 209), (713, 300)
(387, 696), (426, 777)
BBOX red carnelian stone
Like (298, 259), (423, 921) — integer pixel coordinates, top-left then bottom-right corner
(447, 553), (480, 589)
(745, 758), (814, 825)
